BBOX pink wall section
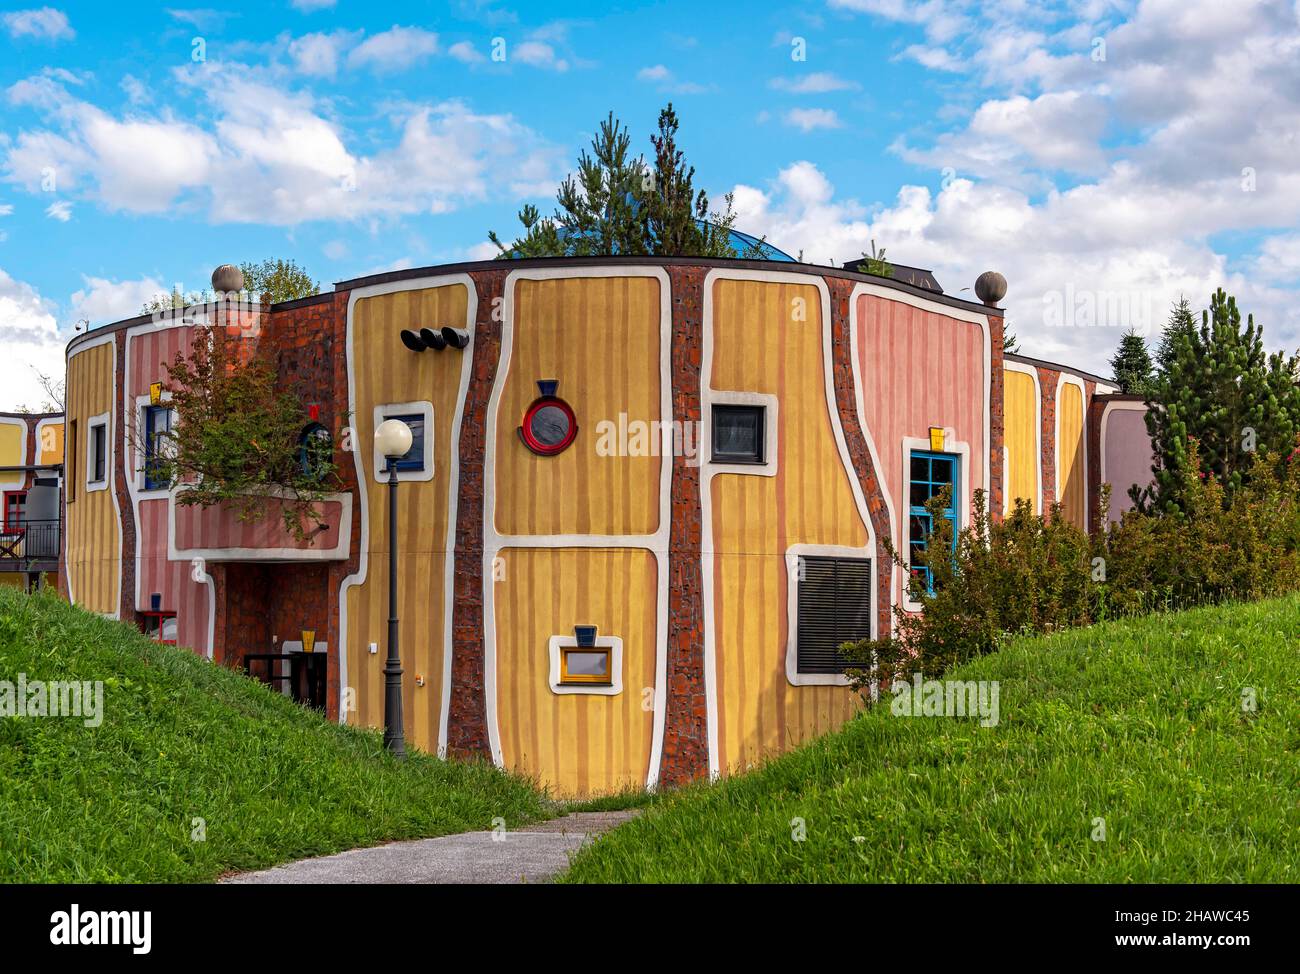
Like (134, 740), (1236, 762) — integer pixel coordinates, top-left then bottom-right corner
(854, 293), (988, 603)
(172, 498), (345, 552)
(1102, 405), (1154, 525)
(126, 324), (211, 654)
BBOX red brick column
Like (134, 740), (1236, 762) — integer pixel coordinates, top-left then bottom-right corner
(1087, 394), (1106, 532)
(987, 314), (1006, 522)
(826, 277), (896, 640)
(657, 265), (709, 787)
(444, 270), (506, 759)
(1039, 366), (1061, 510)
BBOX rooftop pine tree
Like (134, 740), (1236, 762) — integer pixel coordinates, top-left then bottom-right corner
(1137, 288), (1300, 514)
(1109, 327), (1154, 396)
(1154, 295), (1197, 375)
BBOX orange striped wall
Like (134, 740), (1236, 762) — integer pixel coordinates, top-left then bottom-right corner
(65, 339), (121, 614)
(346, 283), (471, 753)
(709, 278), (867, 776)
(493, 547), (658, 794)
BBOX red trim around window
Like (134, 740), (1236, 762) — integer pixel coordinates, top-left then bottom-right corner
(139, 610), (178, 646)
(2, 490), (27, 534)
(518, 396), (578, 456)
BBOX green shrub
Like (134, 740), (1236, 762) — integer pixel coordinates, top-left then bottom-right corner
(845, 441), (1300, 690)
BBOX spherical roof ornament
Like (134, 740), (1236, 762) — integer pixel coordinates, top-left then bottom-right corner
(211, 263), (245, 295)
(974, 270), (1007, 306)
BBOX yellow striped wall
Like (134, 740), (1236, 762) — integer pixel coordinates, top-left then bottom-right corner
(493, 547), (658, 795)
(0, 419), (24, 489)
(488, 273), (665, 796)
(65, 340), (120, 614)
(1058, 380), (1086, 529)
(494, 276), (662, 537)
(346, 283), (470, 754)
(709, 279), (867, 775)
(1003, 369), (1040, 513)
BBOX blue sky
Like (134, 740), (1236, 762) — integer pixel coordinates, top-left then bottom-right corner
(2, 0), (1299, 409)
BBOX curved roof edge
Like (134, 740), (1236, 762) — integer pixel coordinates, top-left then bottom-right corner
(1005, 351), (1114, 387)
(67, 255), (1002, 356)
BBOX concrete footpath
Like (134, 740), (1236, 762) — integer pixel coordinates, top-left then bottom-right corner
(220, 810), (638, 885)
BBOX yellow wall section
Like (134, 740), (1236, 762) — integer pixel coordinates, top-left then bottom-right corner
(0, 421), (24, 489)
(1003, 370), (1039, 513)
(346, 283), (470, 753)
(38, 422), (64, 465)
(1058, 382), (1086, 529)
(494, 547), (657, 795)
(65, 342), (120, 614)
(495, 277), (661, 537)
(710, 279), (867, 775)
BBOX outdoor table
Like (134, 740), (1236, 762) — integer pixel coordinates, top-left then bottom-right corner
(243, 651), (327, 711)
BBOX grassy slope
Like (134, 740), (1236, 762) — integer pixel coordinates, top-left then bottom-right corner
(564, 595), (1300, 883)
(0, 589), (549, 883)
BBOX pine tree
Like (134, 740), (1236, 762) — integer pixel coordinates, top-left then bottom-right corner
(488, 104), (756, 258)
(1138, 288), (1300, 513)
(1109, 327), (1154, 395)
(1154, 295), (1197, 375)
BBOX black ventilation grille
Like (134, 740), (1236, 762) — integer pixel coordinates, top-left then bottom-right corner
(796, 556), (873, 674)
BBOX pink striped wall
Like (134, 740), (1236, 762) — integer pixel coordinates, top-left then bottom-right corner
(172, 498), (344, 552)
(127, 324), (211, 654)
(853, 293), (988, 605)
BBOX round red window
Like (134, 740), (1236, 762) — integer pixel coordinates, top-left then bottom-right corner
(520, 397), (577, 455)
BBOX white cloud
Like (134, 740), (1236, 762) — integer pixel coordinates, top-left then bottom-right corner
(2, 7), (74, 42)
(0, 203), (13, 216)
(2, 67), (563, 226)
(448, 40), (484, 63)
(69, 274), (165, 325)
(291, 0), (337, 10)
(897, 44), (966, 72)
(347, 26), (438, 72)
(636, 63), (710, 94)
(784, 108), (842, 132)
(120, 74), (149, 105)
(514, 40), (568, 72)
(45, 199), (71, 221)
(638, 65), (672, 82)
(0, 267), (64, 411)
(288, 30), (359, 78)
(769, 72), (860, 93)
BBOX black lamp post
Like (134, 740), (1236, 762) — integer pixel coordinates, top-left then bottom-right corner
(374, 418), (413, 758)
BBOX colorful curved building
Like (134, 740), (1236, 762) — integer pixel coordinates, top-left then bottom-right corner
(0, 410), (63, 592)
(59, 256), (1156, 795)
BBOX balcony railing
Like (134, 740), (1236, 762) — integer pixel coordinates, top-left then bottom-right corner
(0, 519), (61, 565)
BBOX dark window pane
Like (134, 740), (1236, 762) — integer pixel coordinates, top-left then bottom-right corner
(528, 405), (572, 447)
(387, 413), (426, 471)
(910, 455), (929, 481)
(712, 405), (764, 463)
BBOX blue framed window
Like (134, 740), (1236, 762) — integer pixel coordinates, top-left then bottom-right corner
(908, 451), (959, 594)
(143, 406), (171, 490)
(385, 413), (425, 472)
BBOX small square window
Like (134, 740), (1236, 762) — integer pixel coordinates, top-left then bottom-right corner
(385, 413), (425, 472)
(712, 404), (765, 464)
(90, 423), (107, 484)
(140, 610), (178, 645)
(560, 648), (611, 685)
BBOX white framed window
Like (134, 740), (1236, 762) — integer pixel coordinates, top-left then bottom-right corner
(134, 395), (177, 494)
(547, 634), (623, 696)
(372, 401), (434, 483)
(86, 412), (110, 493)
(785, 543), (875, 687)
(901, 435), (970, 612)
(705, 390), (779, 477)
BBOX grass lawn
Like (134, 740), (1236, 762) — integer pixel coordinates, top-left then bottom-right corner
(563, 595), (1300, 883)
(0, 588), (550, 883)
